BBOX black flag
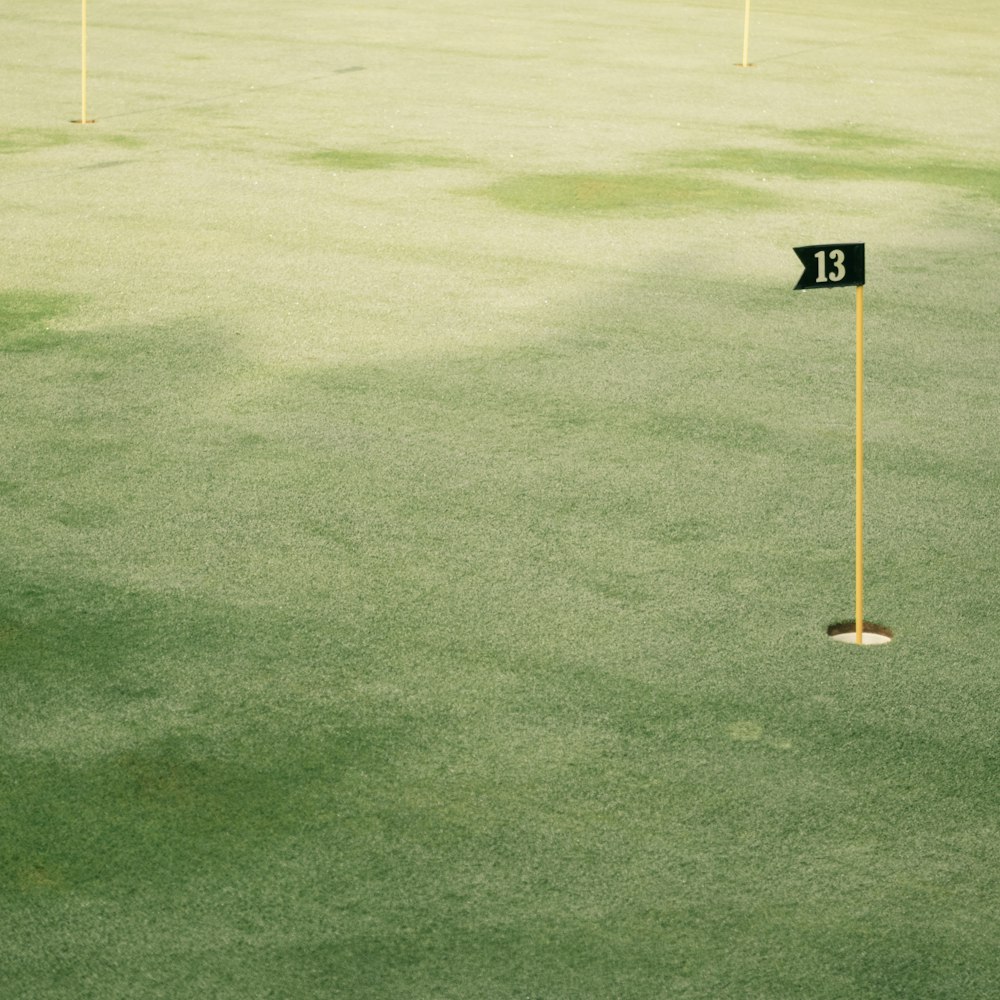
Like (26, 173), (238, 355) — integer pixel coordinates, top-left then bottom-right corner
(793, 243), (865, 290)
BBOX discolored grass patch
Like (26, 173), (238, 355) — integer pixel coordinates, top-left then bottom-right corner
(667, 146), (1000, 202)
(481, 171), (778, 215)
(773, 124), (920, 152)
(0, 129), (73, 156)
(0, 290), (77, 352)
(291, 148), (468, 171)
(2, 736), (309, 891)
(0, 129), (143, 157)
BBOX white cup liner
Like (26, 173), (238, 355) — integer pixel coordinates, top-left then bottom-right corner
(827, 622), (893, 645)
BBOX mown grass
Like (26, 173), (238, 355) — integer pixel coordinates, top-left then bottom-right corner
(482, 171), (779, 215)
(667, 146), (1000, 203)
(5, 269), (998, 997)
(2, 1), (999, 998)
(291, 148), (469, 171)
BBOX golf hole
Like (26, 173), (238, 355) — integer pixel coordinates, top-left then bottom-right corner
(827, 621), (894, 645)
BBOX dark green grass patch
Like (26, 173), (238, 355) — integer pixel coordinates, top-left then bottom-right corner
(0, 129), (73, 155)
(0, 129), (143, 157)
(0, 290), (76, 350)
(2, 733), (298, 892)
(667, 145), (1000, 203)
(482, 170), (779, 215)
(291, 148), (467, 170)
(773, 124), (920, 152)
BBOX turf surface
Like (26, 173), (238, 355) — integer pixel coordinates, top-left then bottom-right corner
(2, 2), (999, 997)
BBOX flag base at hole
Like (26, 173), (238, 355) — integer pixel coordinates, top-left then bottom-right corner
(71, 119), (96, 124)
(827, 621), (893, 645)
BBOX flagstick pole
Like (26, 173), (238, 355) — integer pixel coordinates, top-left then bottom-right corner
(81, 0), (88, 122)
(855, 284), (864, 644)
(75, 0), (94, 124)
(742, 0), (752, 67)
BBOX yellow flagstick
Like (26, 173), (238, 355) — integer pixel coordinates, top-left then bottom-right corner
(793, 243), (882, 645)
(855, 284), (864, 644)
(75, 0), (94, 124)
(742, 0), (752, 68)
(82, 0), (87, 121)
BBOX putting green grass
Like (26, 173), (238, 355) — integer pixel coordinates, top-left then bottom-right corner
(2, 2), (999, 998)
(482, 171), (780, 215)
(292, 149), (469, 171)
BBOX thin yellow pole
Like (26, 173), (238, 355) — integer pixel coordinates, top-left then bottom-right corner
(855, 284), (864, 644)
(75, 0), (95, 123)
(81, 0), (88, 122)
(742, 0), (751, 68)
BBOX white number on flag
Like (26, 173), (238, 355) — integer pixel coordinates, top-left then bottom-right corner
(813, 248), (847, 284)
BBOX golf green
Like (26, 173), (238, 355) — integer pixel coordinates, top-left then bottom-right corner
(2, 2), (998, 997)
